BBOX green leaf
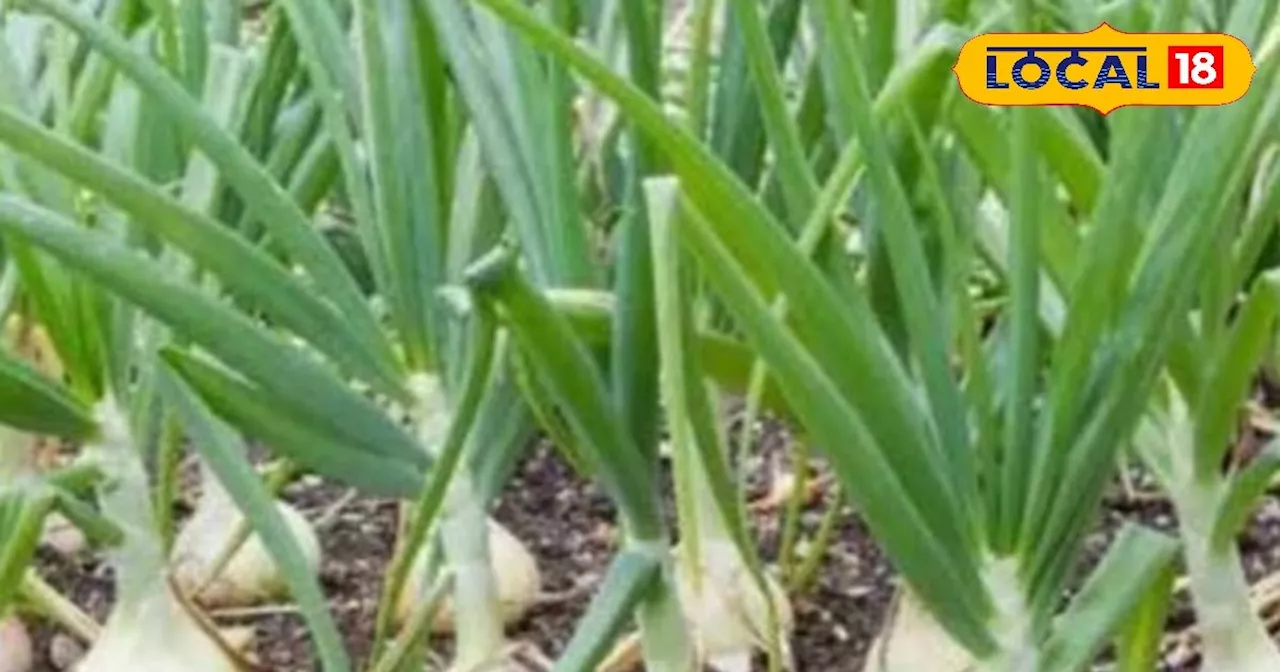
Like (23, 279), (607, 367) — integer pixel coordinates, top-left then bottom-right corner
(647, 177), (785, 664)
(177, 0), (209, 95)
(472, 0), (595, 285)
(0, 108), (404, 395)
(371, 307), (498, 659)
(1029, 107), (1103, 214)
(159, 365), (350, 672)
(162, 349), (425, 498)
(1041, 525), (1179, 672)
(811, 0), (975, 522)
(0, 347), (96, 440)
(0, 492), (53, 613)
(707, 0), (803, 187)
(422, 0), (557, 283)
(675, 198), (995, 655)
(1113, 560), (1177, 672)
(553, 549), (661, 672)
(465, 245), (663, 541)
(608, 0), (665, 466)
(0, 198), (423, 467)
(23, 0), (392, 367)
(996, 105), (1044, 549)
(546, 289), (794, 420)
(356, 0), (448, 369)
(723, 0), (816, 223)
(272, 0), (388, 329)
(51, 487), (122, 548)
(647, 176), (755, 557)
(1194, 273), (1280, 476)
(1230, 147), (1280, 293)
(457, 1), (992, 650)
(1026, 37), (1280, 594)
(1212, 439), (1280, 551)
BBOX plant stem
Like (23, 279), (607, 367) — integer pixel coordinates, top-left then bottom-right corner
(89, 395), (164, 609)
(777, 438), (810, 579)
(634, 546), (696, 672)
(369, 572), (453, 672)
(408, 374), (507, 670)
(1177, 484), (1280, 672)
(439, 480), (506, 670)
(19, 570), (100, 642)
(790, 486), (842, 595)
(976, 558), (1039, 672)
(1145, 391), (1280, 672)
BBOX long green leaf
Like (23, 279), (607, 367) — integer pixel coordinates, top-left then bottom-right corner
(159, 366), (351, 672)
(464, 0), (981, 602)
(1194, 273), (1280, 476)
(0, 108), (403, 395)
(723, 0), (816, 222)
(1212, 439), (1280, 550)
(811, 0), (976, 522)
(675, 197), (995, 655)
(163, 349), (425, 498)
(999, 105), (1044, 549)
(22, 0), (392, 368)
(0, 492), (53, 613)
(465, 245), (663, 541)
(423, 0), (554, 282)
(553, 550), (661, 672)
(0, 347), (96, 440)
(1113, 560), (1177, 672)
(0, 198), (423, 466)
(356, 0), (448, 370)
(1041, 526), (1179, 672)
(371, 306), (498, 659)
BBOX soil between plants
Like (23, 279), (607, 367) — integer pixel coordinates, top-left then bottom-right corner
(23, 407), (1280, 672)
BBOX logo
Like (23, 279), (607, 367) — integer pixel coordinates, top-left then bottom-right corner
(952, 23), (1256, 114)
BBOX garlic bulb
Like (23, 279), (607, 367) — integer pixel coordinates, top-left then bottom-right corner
(861, 588), (974, 672)
(75, 587), (237, 672)
(0, 616), (32, 672)
(171, 467), (321, 608)
(674, 540), (794, 672)
(395, 518), (540, 633)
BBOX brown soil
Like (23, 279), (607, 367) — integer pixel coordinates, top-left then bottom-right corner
(22, 408), (1280, 672)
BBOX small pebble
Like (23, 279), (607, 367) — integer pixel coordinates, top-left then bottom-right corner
(48, 633), (84, 671)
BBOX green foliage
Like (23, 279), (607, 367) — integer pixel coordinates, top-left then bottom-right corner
(0, 0), (1275, 670)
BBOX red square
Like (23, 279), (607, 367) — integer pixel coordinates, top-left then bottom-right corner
(1167, 45), (1225, 88)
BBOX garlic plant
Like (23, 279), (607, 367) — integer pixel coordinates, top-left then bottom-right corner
(0, 2), (376, 668)
(1120, 124), (1280, 672)
(469, 0), (1280, 670)
(2, 0), (1280, 671)
(76, 399), (240, 672)
(648, 178), (792, 671)
(0, 1), (583, 669)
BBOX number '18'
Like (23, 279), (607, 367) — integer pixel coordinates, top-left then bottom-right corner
(1168, 46), (1224, 88)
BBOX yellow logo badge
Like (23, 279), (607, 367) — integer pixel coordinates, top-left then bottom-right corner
(952, 23), (1256, 114)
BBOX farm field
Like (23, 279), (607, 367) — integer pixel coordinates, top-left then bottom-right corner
(1, 1), (1279, 671)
